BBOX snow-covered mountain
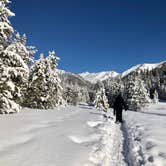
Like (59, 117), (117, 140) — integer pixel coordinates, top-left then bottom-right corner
(120, 61), (166, 100)
(79, 61), (165, 83)
(58, 61), (165, 85)
(121, 61), (165, 78)
(57, 69), (92, 87)
(79, 71), (119, 83)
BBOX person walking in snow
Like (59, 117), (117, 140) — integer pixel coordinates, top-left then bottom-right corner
(113, 94), (127, 123)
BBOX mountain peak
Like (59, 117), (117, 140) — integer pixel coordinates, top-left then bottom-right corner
(79, 71), (119, 83)
(121, 62), (165, 78)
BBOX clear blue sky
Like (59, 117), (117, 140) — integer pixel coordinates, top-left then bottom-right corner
(10, 0), (166, 73)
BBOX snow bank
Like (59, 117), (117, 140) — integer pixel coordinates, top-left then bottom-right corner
(125, 102), (166, 166)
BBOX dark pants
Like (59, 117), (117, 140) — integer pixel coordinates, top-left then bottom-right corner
(114, 109), (123, 122)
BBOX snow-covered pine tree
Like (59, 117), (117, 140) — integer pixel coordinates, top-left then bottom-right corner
(14, 33), (36, 66)
(124, 75), (151, 111)
(0, 0), (14, 45)
(0, 1), (32, 113)
(0, 35), (33, 113)
(79, 88), (90, 104)
(26, 54), (47, 108)
(46, 51), (64, 107)
(153, 90), (158, 103)
(64, 86), (79, 106)
(73, 86), (90, 104)
(104, 78), (123, 107)
(94, 82), (109, 112)
(8, 33), (36, 104)
(27, 51), (63, 109)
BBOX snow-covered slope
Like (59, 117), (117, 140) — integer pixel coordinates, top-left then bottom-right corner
(121, 62), (165, 78)
(57, 69), (92, 88)
(80, 71), (119, 83)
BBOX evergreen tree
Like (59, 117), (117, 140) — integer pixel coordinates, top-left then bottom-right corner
(0, 1), (32, 113)
(0, 0), (14, 45)
(64, 87), (79, 106)
(104, 78), (123, 107)
(46, 51), (64, 106)
(94, 82), (109, 112)
(26, 54), (47, 108)
(26, 51), (63, 109)
(14, 33), (36, 65)
(73, 86), (90, 104)
(153, 90), (158, 103)
(124, 75), (151, 111)
(8, 33), (36, 104)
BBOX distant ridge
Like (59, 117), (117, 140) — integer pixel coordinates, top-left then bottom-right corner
(58, 61), (165, 84)
(79, 71), (119, 83)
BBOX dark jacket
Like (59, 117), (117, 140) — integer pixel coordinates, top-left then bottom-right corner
(113, 94), (127, 115)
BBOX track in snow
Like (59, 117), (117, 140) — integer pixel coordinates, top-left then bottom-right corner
(69, 112), (130, 166)
(81, 112), (145, 166)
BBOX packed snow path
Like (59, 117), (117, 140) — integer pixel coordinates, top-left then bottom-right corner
(84, 118), (127, 166)
(0, 103), (166, 166)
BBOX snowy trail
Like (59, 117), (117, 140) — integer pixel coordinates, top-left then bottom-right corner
(84, 117), (127, 166)
(83, 110), (155, 166)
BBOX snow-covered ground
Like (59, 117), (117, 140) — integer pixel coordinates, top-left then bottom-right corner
(0, 102), (166, 166)
(125, 102), (166, 166)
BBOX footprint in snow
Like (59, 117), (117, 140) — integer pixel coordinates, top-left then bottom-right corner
(68, 134), (101, 145)
(87, 121), (104, 128)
